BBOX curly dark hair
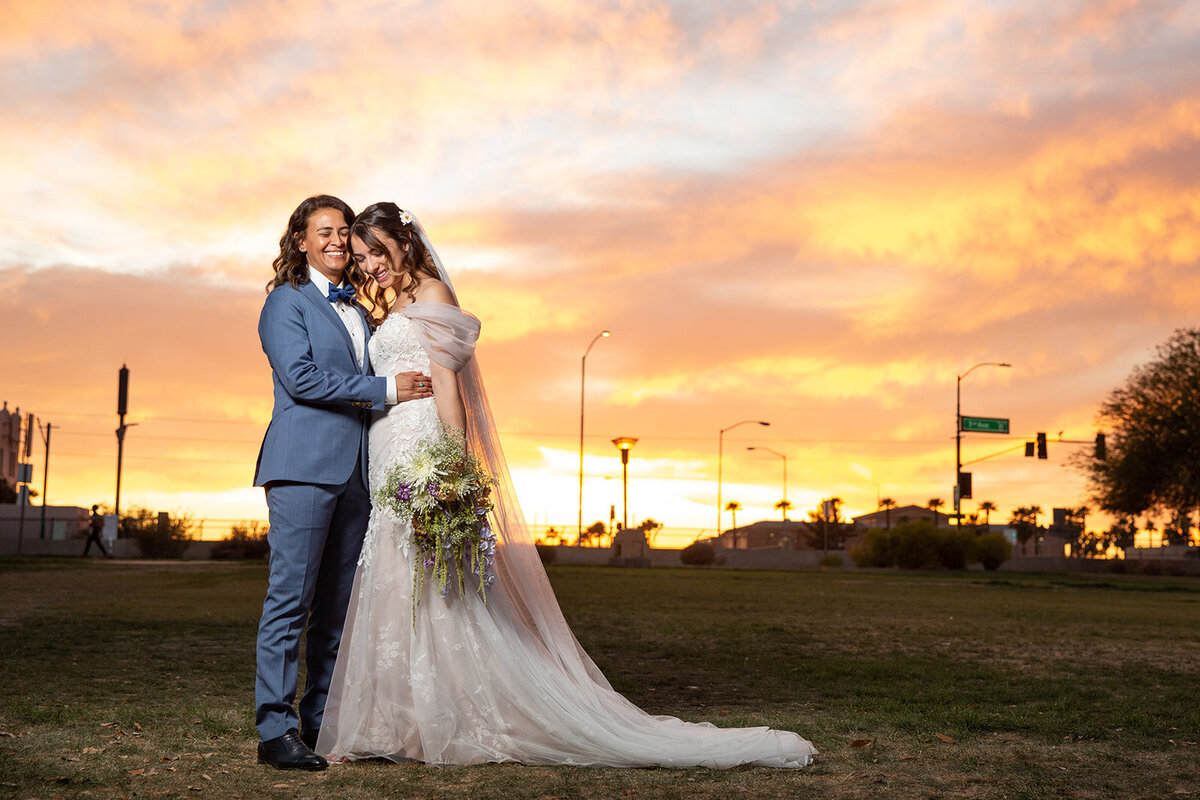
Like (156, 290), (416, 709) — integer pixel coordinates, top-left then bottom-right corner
(266, 195), (357, 292)
(350, 202), (441, 324)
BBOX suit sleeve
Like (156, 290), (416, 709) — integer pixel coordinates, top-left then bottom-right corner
(259, 290), (388, 410)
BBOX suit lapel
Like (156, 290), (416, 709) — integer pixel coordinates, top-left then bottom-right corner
(299, 281), (357, 365)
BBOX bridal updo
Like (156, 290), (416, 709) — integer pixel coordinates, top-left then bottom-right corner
(267, 194), (357, 292)
(351, 202), (441, 324)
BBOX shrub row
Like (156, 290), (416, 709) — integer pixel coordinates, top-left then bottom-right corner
(850, 520), (1012, 570)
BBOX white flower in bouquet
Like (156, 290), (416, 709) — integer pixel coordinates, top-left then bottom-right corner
(411, 491), (437, 513)
(374, 423), (497, 625)
(407, 451), (443, 485)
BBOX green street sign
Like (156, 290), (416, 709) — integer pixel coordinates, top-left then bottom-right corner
(960, 416), (1009, 434)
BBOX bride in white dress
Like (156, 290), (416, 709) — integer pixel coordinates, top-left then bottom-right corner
(316, 202), (815, 769)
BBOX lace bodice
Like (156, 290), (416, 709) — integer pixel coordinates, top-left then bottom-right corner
(361, 314), (445, 570)
(367, 313), (443, 493)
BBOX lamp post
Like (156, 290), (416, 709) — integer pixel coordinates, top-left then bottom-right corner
(612, 437), (638, 530)
(718, 420), (770, 538)
(578, 330), (611, 540)
(747, 445), (787, 518)
(956, 361), (1011, 525)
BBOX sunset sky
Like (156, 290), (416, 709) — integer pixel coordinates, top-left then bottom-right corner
(3, 0), (1199, 546)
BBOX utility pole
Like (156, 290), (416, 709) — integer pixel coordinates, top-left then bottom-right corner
(115, 364), (131, 523)
(38, 420), (52, 539)
(16, 412), (33, 552)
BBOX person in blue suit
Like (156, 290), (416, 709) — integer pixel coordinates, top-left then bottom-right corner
(252, 195), (432, 770)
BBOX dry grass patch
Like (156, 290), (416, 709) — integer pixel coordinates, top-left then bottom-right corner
(0, 559), (1197, 799)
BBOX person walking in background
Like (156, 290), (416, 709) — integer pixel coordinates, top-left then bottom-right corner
(81, 505), (109, 558)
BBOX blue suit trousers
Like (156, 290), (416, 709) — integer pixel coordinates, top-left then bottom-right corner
(254, 457), (369, 741)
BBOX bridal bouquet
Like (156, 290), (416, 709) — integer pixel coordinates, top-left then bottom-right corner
(375, 424), (497, 621)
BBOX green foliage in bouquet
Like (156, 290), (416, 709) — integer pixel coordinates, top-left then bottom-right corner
(375, 424), (497, 624)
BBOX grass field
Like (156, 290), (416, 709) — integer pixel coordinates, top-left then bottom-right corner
(0, 559), (1197, 799)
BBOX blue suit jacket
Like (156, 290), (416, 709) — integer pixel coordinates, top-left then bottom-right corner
(254, 280), (387, 487)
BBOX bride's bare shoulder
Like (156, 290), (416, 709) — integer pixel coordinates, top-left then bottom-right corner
(413, 279), (457, 307)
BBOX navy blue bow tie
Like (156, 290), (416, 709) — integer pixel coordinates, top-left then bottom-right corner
(327, 282), (357, 304)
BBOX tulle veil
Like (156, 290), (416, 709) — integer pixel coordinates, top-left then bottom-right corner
(407, 214), (612, 690)
(324, 214), (814, 768)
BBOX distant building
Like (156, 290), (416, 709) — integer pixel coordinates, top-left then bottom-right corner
(853, 504), (954, 529)
(717, 520), (805, 550)
(0, 504), (89, 552)
(0, 402), (22, 489)
(610, 526), (650, 567)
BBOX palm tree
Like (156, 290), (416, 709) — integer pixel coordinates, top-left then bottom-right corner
(1008, 505), (1043, 555)
(878, 497), (897, 530)
(927, 497), (945, 528)
(724, 501), (741, 533)
(978, 500), (997, 527)
(774, 498), (794, 521)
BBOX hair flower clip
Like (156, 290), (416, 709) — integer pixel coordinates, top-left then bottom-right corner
(399, 210), (414, 226)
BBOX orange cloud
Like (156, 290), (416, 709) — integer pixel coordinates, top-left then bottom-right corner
(4, 0), (1200, 542)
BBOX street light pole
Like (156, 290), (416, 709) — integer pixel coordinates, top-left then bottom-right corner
(747, 445), (787, 518)
(956, 361), (1011, 525)
(612, 437), (638, 530)
(578, 330), (611, 541)
(718, 420), (770, 538)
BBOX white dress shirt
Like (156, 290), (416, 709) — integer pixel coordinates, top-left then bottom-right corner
(309, 266), (397, 404)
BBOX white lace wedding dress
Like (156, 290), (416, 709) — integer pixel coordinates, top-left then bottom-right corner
(317, 303), (816, 769)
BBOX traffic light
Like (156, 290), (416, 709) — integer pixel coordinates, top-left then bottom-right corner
(1025, 441), (1035, 457)
(958, 471), (972, 500)
(1095, 432), (1106, 460)
(1036, 432), (1047, 459)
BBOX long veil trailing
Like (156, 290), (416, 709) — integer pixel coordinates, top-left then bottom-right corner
(408, 215), (613, 689)
(321, 213), (815, 769)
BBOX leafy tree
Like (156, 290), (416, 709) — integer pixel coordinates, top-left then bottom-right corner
(978, 500), (997, 526)
(976, 533), (1012, 570)
(119, 507), (198, 559)
(1081, 328), (1200, 527)
(800, 497), (859, 551)
(210, 520), (270, 560)
(1103, 516), (1138, 553)
(1162, 509), (1193, 546)
(680, 540), (715, 565)
(579, 521), (607, 547)
(0, 478), (36, 503)
(850, 519), (1009, 570)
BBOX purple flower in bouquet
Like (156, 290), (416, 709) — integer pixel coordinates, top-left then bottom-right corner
(376, 422), (498, 623)
(478, 525), (497, 587)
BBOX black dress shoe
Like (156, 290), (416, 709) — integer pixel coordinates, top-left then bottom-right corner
(300, 728), (319, 751)
(258, 729), (328, 771)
